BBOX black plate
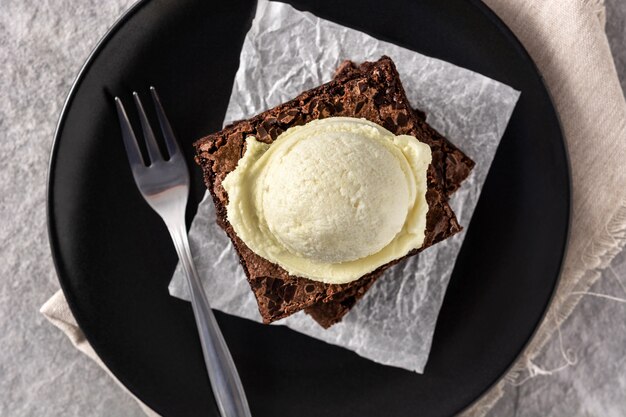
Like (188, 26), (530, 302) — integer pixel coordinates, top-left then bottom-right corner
(48, 0), (569, 416)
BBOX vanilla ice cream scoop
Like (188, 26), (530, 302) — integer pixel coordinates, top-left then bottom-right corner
(263, 131), (409, 263)
(222, 117), (432, 284)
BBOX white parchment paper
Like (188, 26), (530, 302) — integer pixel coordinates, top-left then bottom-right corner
(169, 0), (520, 372)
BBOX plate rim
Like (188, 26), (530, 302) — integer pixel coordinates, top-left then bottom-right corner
(46, 0), (572, 414)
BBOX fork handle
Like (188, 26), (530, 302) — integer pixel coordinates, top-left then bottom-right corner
(168, 221), (251, 417)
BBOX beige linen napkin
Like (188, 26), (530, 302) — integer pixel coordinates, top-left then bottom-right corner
(41, 0), (626, 415)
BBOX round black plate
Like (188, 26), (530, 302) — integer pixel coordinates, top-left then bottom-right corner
(48, 0), (569, 416)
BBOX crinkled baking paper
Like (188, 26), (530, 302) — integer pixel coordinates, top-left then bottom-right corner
(169, 0), (520, 372)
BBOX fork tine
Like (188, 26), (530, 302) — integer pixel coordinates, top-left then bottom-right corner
(150, 87), (180, 158)
(133, 91), (163, 164)
(115, 97), (146, 168)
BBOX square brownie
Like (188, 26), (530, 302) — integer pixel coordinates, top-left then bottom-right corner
(194, 56), (465, 324)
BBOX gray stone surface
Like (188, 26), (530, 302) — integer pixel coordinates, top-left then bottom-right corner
(0, 1), (144, 416)
(0, 1), (624, 416)
(606, 0), (626, 95)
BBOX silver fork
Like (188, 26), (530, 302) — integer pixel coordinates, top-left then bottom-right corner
(115, 87), (251, 417)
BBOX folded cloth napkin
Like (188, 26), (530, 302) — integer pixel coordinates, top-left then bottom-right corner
(41, 0), (626, 416)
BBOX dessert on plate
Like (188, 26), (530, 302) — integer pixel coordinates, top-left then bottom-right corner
(194, 56), (474, 327)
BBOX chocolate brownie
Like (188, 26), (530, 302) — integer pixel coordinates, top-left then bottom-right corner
(304, 274), (380, 328)
(194, 56), (463, 324)
(304, 60), (476, 328)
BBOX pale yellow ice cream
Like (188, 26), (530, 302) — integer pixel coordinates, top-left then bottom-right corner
(222, 117), (432, 284)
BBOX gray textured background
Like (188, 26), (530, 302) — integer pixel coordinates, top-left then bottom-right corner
(0, 1), (624, 416)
